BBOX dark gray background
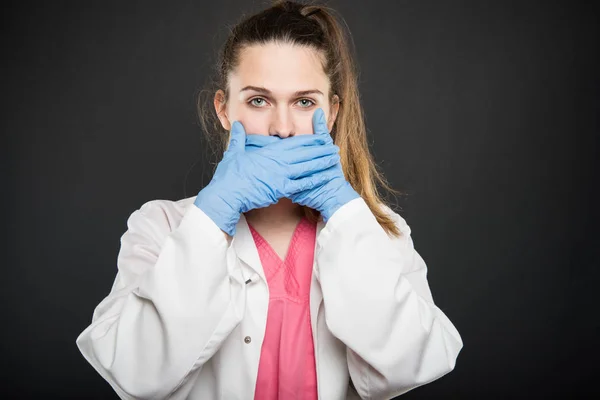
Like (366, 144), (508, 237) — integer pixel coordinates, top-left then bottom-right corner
(2, 0), (598, 398)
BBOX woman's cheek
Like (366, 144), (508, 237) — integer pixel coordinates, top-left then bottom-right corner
(235, 109), (269, 136)
(242, 118), (270, 136)
(298, 119), (314, 135)
(298, 113), (317, 135)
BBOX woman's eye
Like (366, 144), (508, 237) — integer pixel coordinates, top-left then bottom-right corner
(297, 99), (315, 108)
(249, 98), (267, 107)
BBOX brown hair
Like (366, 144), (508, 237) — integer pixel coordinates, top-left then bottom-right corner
(197, 0), (404, 238)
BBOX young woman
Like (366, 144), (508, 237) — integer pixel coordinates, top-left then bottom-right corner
(76, 1), (463, 399)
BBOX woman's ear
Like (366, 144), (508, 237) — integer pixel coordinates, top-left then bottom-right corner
(328, 94), (341, 132)
(214, 89), (232, 131)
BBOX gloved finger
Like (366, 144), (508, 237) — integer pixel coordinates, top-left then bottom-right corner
(286, 153), (341, 179)
(280, 144), (340, 164)
(227, 121), (246, 153)
(265, 133), (333, 152)
(245, 132), (327, 150)
(285, 165), (340, 193)
(312, 108), (330, 136)
(288, 188), (315, 206)
(245, 134), (281, 149)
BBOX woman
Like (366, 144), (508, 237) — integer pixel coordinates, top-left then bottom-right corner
(76, 1), (463, 399)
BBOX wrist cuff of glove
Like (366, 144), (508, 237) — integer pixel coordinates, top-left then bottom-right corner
(322, 184), (360, 222)
(194, 189), (241, 236)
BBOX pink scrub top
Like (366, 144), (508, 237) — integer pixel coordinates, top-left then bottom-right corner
(248, 216), (319, 400)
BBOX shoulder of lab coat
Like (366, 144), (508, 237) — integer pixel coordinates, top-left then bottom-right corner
(314, 197), (464, 399)
(76, 195), (245, 399)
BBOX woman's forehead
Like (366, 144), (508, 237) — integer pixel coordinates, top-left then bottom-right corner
(230, 43), (328, 94)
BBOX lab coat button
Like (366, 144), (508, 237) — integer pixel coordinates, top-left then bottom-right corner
(244, 336), (252, 344)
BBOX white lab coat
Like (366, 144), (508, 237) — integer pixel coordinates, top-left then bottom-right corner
(76, 195), (463, 400)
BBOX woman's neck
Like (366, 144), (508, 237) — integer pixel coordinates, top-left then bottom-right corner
(244, 198), (304, 228)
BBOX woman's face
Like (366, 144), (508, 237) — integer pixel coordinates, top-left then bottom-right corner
(215, 42), (339, 137)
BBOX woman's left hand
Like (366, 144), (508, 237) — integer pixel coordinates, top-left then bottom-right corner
(289, 108), (359, 221)
(245, 108), (360, 221)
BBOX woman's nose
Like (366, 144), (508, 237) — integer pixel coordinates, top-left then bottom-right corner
(268, 108), (295, 138)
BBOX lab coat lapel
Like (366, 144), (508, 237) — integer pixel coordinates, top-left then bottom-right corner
(232, 213), (267, 283)
(311, 218), (325, 353)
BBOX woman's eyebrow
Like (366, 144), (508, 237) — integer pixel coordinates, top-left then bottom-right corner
(240, 85), (324, 97)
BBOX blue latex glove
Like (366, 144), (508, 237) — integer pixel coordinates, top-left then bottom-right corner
(245, 133), (281, 150)
(289, 108), (360, 222)
(194, 120), (341, 236)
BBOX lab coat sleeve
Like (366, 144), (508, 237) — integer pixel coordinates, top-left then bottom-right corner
(315, 197), (463, 399)
(75, 201), (245, 400)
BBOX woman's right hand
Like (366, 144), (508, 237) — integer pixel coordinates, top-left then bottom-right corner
(194, 120), (341, 237)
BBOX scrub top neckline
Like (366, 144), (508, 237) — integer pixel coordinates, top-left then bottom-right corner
(247, 216), (307, 265)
